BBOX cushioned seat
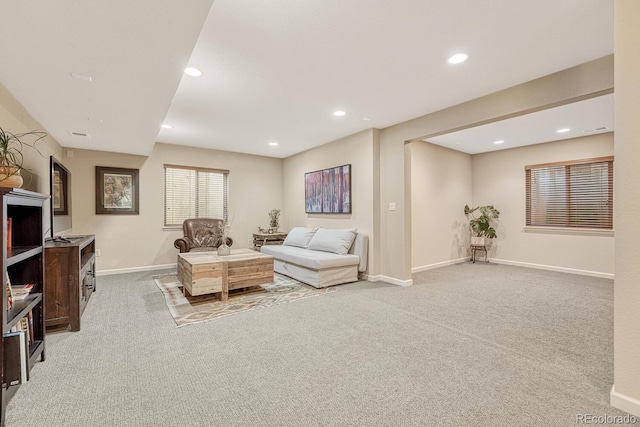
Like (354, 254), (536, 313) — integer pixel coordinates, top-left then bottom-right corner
(173, 218), (233, 253)
(260, 245), (360, 269)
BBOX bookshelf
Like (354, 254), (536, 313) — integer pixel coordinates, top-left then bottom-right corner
(1, 189), (47, 425)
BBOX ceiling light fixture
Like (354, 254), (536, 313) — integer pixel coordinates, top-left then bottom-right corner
(333, 110), (346, 117)
(493, 140), (504, 145)
(161, 124), (173, 129)
(184, 67), (203, 77)
(362, 117), (371, 121)
(70, 72), (92, 82)
(447, 53), (468, 64)
(556, 128), (571, 133)
(268, 141), (278, 146)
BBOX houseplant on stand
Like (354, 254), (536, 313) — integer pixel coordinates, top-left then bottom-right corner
(268, 208), (281, 233)
(464, 204), (500, 246)
(0, 126), (47, 188)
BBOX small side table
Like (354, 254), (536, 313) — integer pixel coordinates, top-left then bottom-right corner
(253, 232), (287, 250)
(470, 244), (488, 263)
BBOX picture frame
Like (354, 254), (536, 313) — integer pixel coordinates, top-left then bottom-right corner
(305, 164), (351, 213)
(95, 166), (140, 215)
(52, 163), (69, 215)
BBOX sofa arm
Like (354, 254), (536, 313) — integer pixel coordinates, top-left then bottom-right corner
(174, 238), (189, 253)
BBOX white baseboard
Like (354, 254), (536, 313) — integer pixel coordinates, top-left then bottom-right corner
(365, 274), (413, 287)
(96, 263), (177, 276)
(489, 258), (614, 279)
(611, 385), (640, 418)
(412, 257), (469, 274)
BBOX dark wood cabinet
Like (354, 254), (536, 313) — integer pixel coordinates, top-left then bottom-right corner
(44, 235), (95, 331)
(1, 189), (47, 425)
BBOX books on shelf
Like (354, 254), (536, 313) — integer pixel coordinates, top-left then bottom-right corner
(12, 283), (35, 301)
(7, 217), (12, 249)
(6, 276), (14, 309)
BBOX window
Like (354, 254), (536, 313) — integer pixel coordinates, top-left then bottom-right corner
(525, 156), (613, 229)
(164, 164), (229, 227)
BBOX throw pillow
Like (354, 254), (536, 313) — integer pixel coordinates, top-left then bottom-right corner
(307, 227), (357, 255)
(282, 227), (318, 248)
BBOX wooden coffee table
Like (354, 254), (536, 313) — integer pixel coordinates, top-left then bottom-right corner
(177, 249), (274, 300)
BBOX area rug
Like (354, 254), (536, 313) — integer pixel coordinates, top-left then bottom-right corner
(154, 273), (337, 327)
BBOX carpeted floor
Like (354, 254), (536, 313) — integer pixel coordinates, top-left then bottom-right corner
(154, 273), (337, 327)
(5, 262), (629, 426)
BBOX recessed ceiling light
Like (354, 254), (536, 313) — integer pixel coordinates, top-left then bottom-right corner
(333, 110), (346, 117)
(556, 128), (571, 133)
(70, 72), (92, 82)
(161, 124), (173, 129)
(268, 141), (278, 146)
(184, 67), (203, 77)
(493, 140), (504, 145)
(448, 53), (468, 64)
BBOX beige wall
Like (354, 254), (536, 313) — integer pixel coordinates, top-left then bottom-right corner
(379, 55), (614, 283)
(472, 133), (614, 276)
(410, 142), (472, 270)
(62, 142), (283, 273)
(0, 84), (63, 235)
(282, 129), (377, 275)
(612, 0), (640, 416)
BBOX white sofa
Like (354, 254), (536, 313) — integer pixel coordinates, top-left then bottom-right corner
(260, 227), (368, 288)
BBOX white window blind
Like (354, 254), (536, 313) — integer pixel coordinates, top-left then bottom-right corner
(525, 156), (613, 229)
(164, 165), (229, 227)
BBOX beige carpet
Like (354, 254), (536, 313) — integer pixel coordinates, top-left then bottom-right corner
(154, 273), (337, 327)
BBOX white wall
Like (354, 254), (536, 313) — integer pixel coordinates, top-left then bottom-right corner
(63, 142), (283, 273)
(472, 133), (614, 277)
(410, 142), (472, 270)
(612, 0), (640, 416)
(282, 129), (376, 275)
(0, 84), (63, 236)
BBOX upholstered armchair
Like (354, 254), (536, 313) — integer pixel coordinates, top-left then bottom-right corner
(174, 218), (234, 253)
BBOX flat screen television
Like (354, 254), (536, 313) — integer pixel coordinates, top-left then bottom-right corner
(50, 155), (72, 238)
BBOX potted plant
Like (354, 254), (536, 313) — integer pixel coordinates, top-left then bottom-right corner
(464, 204), (500, 246)
(268, 208), (281, 233)
(0, 126), (47, 188)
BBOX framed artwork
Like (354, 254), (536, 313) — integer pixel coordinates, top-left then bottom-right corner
(95, 166), (140, 215)
(305, 164), (351, 213)
(52, 164), (69, 215)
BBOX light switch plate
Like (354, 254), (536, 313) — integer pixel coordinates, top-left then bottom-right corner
(389, 202), (397, 211)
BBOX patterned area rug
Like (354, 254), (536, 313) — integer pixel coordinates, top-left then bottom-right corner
(154, 273), (337, 327)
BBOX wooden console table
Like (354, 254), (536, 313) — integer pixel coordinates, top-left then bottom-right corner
(44, 235), (96, 331)
(253, 232), (287, 250)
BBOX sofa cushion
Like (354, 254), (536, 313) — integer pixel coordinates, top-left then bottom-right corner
(282, 227), (317, 248)
(261, 245), (360, 270)
(307, 227), (357, 255)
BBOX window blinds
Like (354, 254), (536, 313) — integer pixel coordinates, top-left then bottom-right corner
(525, 156), (613, 229)
(164, 165), (229, 227)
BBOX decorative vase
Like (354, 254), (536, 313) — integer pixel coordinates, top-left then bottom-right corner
(0, 166), (23, 188)
(217, 242), (230, 256)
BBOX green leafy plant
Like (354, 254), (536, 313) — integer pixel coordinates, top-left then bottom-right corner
(464, 205), (500, 239)
(268, 208), (281, 229)
(0, 126), (47, 180)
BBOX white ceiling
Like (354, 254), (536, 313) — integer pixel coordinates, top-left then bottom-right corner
(425, 93), (614, 154)
(0, 1), (613, 158)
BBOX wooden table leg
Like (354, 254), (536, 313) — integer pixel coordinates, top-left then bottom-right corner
(221, 262), (229, 301)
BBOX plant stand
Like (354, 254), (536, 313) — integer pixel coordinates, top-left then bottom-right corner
(470, 244), (488, 263)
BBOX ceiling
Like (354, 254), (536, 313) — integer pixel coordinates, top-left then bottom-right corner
(425, 93), (614, 155)
(0, 1), (613, 158)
